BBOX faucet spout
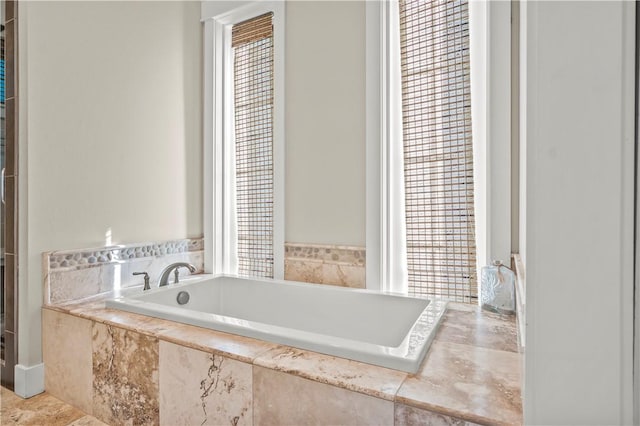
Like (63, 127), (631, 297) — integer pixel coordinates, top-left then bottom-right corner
(158, 262), (197, 287)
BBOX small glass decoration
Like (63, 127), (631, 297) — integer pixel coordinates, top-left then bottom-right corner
(480, 260), (516, 315)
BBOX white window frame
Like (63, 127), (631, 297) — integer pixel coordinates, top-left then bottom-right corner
(202, 1), (285, 278)
(365, 0), (512, 297)
(365, 0), (406, 294)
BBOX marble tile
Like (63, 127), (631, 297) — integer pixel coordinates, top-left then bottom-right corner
(0, 386), (23, 409)
(42, 309), (94, 414)
(47, 266), (114, 305)
(446, 302), (480, 313)
(46, 250), (204, 305)
(448, 302), (514, 321)
(68, 416), (109, 426)
(60, 299), (110, 314)
(159, 341), (252, 426)
(0, 387), (86, 426)
(158, 322), (277, 364)
(435, 308), (518, 353)
(44, 238), (204, 305)
(343, 266), (367, 288)
(254, 345), (407, 401)
(56, 283), (149, 313)
(46, 238), (203, 269)
(74, 306), (180, 337)
(284, 242), (365, 265)
(253, 366), (394, 425)
(92, 323), (159, 425)
(396, 341), (522, 426)
(321, 263), (366, 288)
(394, 403), (481, 426)
(284, 242), (366, 288)
(285, 258), (366, 288)
(284, 258), (324, 284)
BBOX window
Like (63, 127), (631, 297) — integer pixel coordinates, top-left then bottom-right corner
(202, 2), (284, 279)
(232, 13), (275, 278)
(399, 0), (477, 302)
(367, 0), (480, 303)
(202, 1), (504, 298)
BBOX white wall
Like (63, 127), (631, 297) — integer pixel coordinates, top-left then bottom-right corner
(18, 1), (202, 367)
(470, 0), (512, 274)
(285, 1), (366, 246)
(202, 0), (367, 247)
(518, 0), (527, 271)
(521, 1), (635, 423)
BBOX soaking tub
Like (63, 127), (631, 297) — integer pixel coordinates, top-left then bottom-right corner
(106, 274), (447, 373)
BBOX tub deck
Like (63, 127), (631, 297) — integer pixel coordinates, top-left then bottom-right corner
(43, 288), (522, 426)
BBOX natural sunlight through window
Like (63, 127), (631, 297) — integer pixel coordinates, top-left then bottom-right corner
(399, 0), (477, 302)
(232, 13), (275, 278)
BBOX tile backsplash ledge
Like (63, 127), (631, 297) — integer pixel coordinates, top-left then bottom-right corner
(284, 242), (365, 265)
(43, 239), (365, 304)
(47, 238), (204, 270)
(284, 242), (366, 289)
(44, 237), (204, 305)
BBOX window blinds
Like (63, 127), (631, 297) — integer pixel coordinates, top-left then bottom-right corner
(232, 13), (274, 278)
(399, 0), (477, 302)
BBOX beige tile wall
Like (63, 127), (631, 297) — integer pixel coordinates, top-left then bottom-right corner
(42, 310), (93, 414)
(159, 341), (252, 426)
(284, 242), (366, 288)
(92, 323), (159, 424)
(253, 366), (394, 425)
(395, 404), (482, 426)
(43, 308), (482, 426)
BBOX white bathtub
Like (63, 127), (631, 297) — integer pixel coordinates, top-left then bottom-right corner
(106, 275), (447, 373)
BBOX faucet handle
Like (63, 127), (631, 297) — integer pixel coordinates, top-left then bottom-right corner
(173, 268), (180, 284)
(133, 272), (151, 291)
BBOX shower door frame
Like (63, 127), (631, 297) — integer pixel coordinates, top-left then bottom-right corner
(1, 0), (18, 391)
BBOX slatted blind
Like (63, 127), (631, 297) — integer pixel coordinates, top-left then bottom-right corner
(232, 13), (274, 278)
(399, 0), (477, 302)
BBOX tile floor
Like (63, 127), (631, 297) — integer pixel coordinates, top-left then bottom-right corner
(0, 386), (106, 426)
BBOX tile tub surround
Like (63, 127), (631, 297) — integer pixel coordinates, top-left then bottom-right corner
(92, 323), (160, 425)
(284, 242), (366, 288)
(159, 341), (253, 425)
(42, 298), (522, 425)
(43, 238), (204, 304)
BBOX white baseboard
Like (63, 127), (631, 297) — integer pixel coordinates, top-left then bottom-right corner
(14, 363), (45, 398)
